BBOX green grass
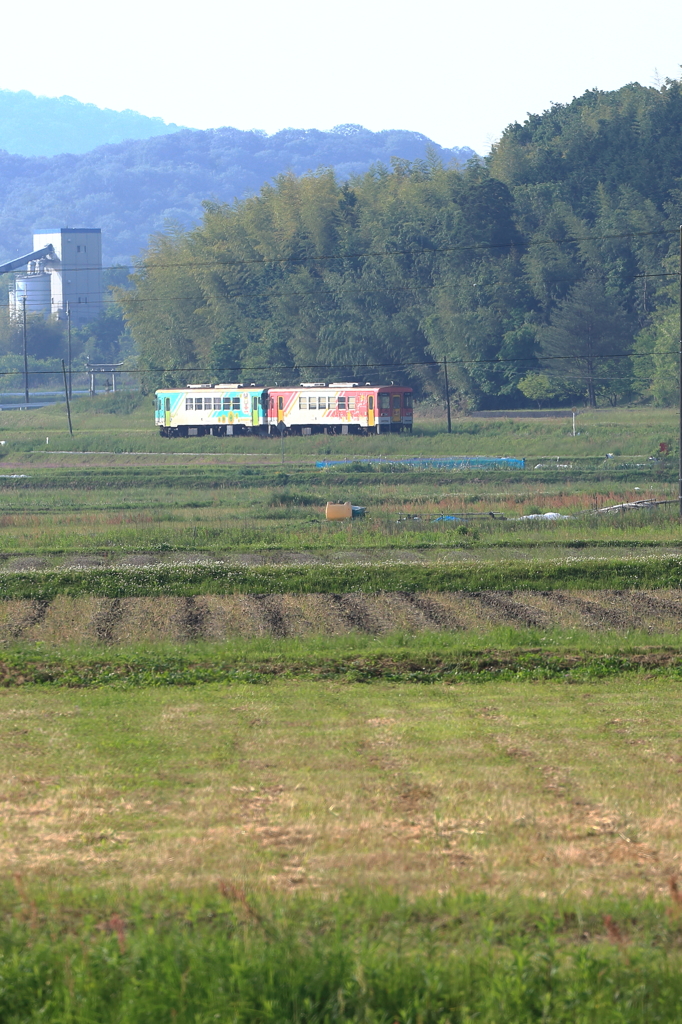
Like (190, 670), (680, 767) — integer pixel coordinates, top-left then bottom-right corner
(4, 886), (682, 1023)
(2, 553), (682, 598)
(4, 644), (682, 1020)
(3, 631), (682, 683)
(0, 396), (676, 460)
(0, 399), (676, 562)
(0, 472), (678, 561)
(2, 399), (682, 1019)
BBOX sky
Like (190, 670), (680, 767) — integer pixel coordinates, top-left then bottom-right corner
(2, 0), (681, 153)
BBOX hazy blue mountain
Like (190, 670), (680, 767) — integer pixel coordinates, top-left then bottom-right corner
(0, 90), (183, 156)
(0, 124), (477, 265)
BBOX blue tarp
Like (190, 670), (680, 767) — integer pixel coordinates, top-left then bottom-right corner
(316, 456), (525, 470)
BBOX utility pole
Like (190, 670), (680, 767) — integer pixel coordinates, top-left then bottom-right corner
(443, 357), (452, 434)
(22, 295), (29, 406)
(61, 360), (73, 436)
(66, 302), (72, 398)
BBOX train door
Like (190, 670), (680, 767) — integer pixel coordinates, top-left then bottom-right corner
(277, 396), (284, 423)
(252, 394), (259, 427)
(164, 397), (171, 427)
(391, 394), (402, 424)
(367, 395), (375, 427)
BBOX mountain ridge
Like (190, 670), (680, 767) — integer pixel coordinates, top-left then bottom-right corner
(0, 89), (184, 156)
(0, 123), (477, 264)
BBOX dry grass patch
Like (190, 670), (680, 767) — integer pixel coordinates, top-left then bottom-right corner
(1, 675), (682, 899)
(1, 590), (682, 644)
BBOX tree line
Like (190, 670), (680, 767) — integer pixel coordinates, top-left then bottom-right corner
(119, 79), (682, 408)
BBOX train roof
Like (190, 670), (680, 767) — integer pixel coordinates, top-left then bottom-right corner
(155, 382), (412, 393)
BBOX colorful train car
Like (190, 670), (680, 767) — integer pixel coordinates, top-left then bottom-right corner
(155, 384), (267, 437)
(155, 382), (413, 436)
(266, 383), (412, 434)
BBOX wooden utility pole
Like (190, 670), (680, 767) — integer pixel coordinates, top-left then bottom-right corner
(443, 357), (452, 433)
(66, 302), (72, 398)
(61, 360), (73, 436)
(22, 295), (29, 406)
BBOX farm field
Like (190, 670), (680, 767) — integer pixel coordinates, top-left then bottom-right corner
(3, 398), (682, 1020)
(3, 650), (682, 895)
(4, 588), (682, 642)
(0, 397), (677, 566)
(4, 647), (682, 1019)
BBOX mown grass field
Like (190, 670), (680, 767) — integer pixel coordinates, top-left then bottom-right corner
(4, 643), (682, 1020)
(2, 643), (682, 896)
(2, 398), (682, 1020)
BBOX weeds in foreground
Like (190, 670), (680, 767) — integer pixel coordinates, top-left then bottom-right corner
(3, 887), (682, 1022)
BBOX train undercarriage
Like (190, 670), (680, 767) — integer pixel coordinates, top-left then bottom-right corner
(159, 422), (412, 438)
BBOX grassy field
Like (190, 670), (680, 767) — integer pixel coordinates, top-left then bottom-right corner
(3, 398), (682, 1020)
(4, 645), (682, 1019)
(0, 393), (676, 458)
(0, 397), (677, 564)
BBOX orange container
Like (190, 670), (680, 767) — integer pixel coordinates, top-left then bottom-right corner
(325, 502), (352, 521)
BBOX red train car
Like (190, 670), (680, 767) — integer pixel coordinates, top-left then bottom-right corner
(266, 383), (413, 434)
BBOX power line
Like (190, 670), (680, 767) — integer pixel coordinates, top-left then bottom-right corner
(1, 228), (674, 277)
(100, 228), (675, 273)
(0, 270), (676, 312)
(0, 348), (678, 377)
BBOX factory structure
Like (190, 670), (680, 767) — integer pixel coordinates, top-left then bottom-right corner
(4, 228), (103, 327)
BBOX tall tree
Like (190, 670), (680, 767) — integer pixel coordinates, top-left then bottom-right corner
(538, 278), (632, 406)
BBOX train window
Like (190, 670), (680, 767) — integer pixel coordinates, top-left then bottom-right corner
(232, 398), (241, 411)
(318, 396), (327, 410)
(185, 397), (193, 410)
(299, 396), (307, 410)
(337, 396), (346, 410)
(222, 398), (231, 410)
(392, 395), (401, 408)
(308, 397), (317, 410)
(404, 394), (413, 408)
(348, 397), (355, 410)
(213, 398), (222, 410)
(379, 394), (390, 410)
(195, 397), (203, 410)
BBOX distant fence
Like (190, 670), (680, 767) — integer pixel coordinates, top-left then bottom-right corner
(316, 456), (526, 470)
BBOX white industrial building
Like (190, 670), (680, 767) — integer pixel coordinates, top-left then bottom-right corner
(8, 228), (103, 326)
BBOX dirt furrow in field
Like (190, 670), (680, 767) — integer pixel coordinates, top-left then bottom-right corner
(1, 599), (50, 639)
(2, 590), (682, 644)
(468, 591), (551, 629)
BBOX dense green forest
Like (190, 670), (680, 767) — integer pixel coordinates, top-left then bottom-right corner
(121, 79), (682, 409)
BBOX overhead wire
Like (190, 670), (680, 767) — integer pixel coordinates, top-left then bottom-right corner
(1, 226), (677, 276)
(1, 226), (678, 388)
(0, 346), (678, 378)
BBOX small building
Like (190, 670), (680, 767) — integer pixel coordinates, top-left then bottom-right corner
(9, 228), (103, 326)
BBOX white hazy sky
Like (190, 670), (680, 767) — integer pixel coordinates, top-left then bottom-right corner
(3, 0), (681, 154)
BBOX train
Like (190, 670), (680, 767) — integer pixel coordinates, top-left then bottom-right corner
(155, 382), (413, 437)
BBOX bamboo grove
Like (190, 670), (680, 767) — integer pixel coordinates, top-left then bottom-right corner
(119, 79), (682, 409)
